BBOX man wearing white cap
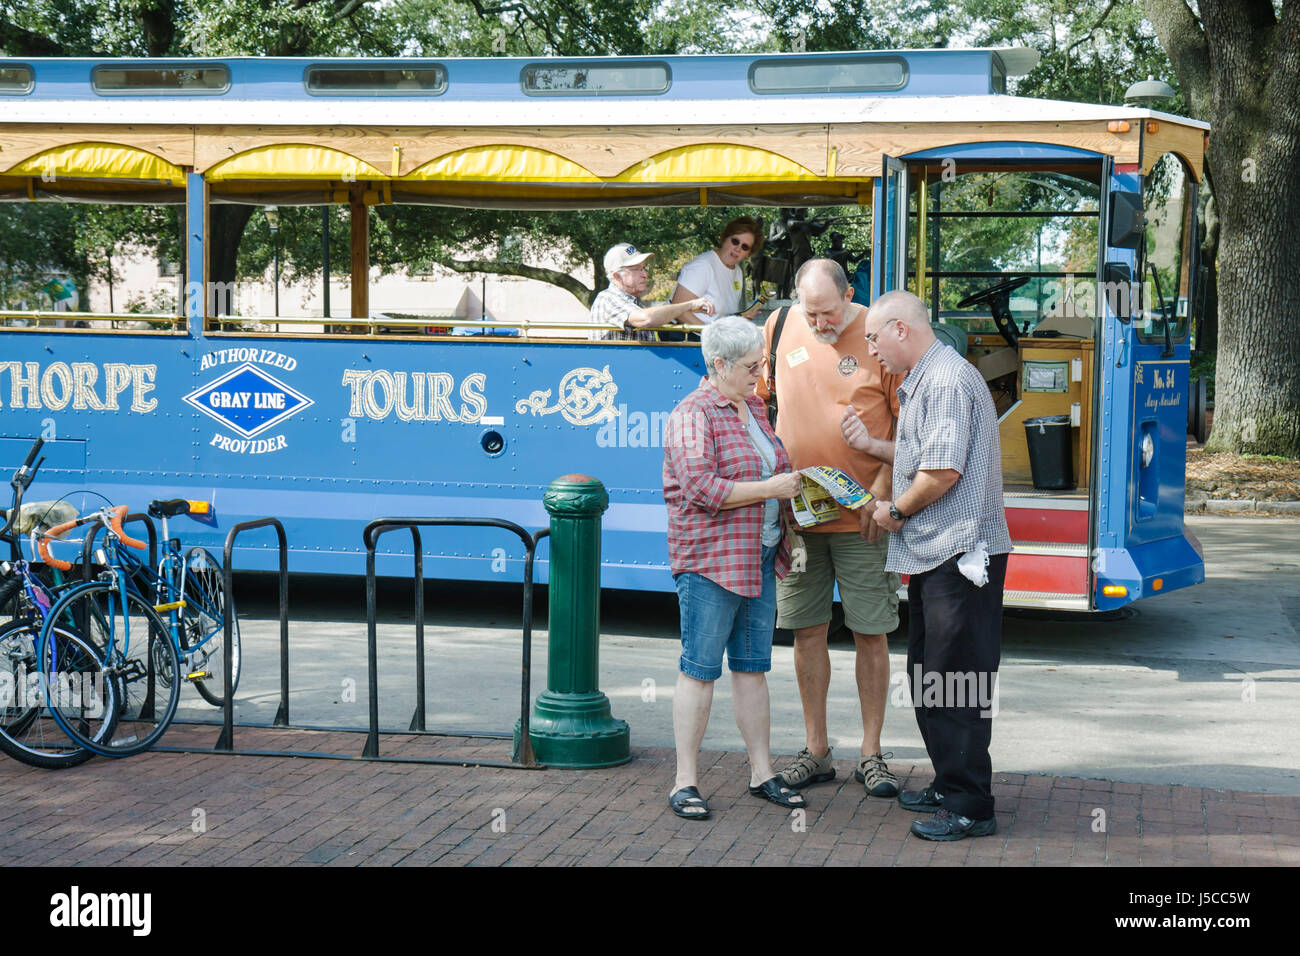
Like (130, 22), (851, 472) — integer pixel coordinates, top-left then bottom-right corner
(590, 242), (716, 342)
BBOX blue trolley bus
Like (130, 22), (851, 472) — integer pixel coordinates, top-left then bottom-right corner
(0, 48), (1207, 611)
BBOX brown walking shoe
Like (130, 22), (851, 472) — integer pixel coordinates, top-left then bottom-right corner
(778, 746), (836, 789)
(854, 752), (900, 798)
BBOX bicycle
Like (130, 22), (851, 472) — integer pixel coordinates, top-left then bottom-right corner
(36, 506), (182, 757)
(38, 498), (241, 709)
(0, 439), (118, 768)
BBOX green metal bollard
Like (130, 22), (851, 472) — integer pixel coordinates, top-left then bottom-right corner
(514, 474), (631, 768)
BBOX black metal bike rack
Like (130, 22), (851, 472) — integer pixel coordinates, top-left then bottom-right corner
(216, 517), (289, 751)
(362, 517), (546, 769)
(149, 515), (551, 771)
(81, 512), (157, 581)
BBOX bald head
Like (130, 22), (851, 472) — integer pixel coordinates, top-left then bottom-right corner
(794, 258), (850, 298)
(864, 290), (935, 375)
(793, 258), (856, 343)
(870, 290), (931, 330)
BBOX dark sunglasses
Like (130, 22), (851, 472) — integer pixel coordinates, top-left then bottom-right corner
(727, 236), (752, 252)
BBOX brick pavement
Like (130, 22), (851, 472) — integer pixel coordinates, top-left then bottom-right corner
(1, 725), (1297, 867)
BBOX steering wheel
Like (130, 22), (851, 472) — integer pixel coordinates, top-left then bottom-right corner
(957, 275), (1032, 349)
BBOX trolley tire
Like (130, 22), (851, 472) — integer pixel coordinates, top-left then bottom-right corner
(1189, 376), (1209, 444)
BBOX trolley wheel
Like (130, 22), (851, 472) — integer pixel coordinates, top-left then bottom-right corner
(1189, 375), (1209, 444)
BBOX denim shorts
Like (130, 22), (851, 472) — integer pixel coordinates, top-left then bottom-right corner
(674, 545), (778, 681)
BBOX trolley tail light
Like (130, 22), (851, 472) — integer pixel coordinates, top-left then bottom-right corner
(187, 500), (212, 515)
(1102, 584), (1128, 597)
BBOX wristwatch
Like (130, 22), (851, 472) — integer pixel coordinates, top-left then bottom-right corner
(889, 503), (908, 522)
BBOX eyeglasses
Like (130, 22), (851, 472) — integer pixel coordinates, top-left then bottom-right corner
(731, 358), (765, 375)
(728, 236), (753, 252)
(865, 319), (900, 345)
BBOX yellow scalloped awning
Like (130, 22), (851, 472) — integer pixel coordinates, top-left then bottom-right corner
(612, 144), (823, 183)
(403, 145), (600, 183)
(206, 145), (385, 182)
(3, 143), (185, 185)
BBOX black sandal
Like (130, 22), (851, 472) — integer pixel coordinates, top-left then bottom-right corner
(749, 776), (807, 809)
(669, 786), (712, 820)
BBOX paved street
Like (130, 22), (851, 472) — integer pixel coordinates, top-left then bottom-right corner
(2, 731), (1296, 867)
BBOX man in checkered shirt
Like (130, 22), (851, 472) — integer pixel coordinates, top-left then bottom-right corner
(589, 242), (716, 342)
(842, 289), (1013, 843)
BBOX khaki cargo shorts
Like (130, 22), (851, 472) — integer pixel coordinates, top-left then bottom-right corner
(776, 530), (900, 635)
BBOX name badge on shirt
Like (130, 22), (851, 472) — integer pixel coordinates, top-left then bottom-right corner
(733, 280), (741, 290)
(787, 346), (810, 368)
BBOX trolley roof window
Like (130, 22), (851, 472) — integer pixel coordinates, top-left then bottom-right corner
(748, 55), (908, 94)
(91, 64), (230, 95)
(304, 64), (448, 96)
(520, 62), (671, 96)
(0, 65), (32, 94)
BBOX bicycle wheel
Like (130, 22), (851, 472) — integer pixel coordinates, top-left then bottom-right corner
(0, 618), (114, 769)
(180, 547), (241, 707)
(41, 582), (180, 758)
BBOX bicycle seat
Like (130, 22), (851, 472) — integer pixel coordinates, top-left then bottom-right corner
(148, 499), (191, 518)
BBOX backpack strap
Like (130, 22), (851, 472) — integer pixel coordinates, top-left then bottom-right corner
(765, 306), (791, 424)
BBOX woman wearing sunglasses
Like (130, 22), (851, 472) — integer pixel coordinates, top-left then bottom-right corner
(670, 216), (766, 327)
(662, 316), (806, 821)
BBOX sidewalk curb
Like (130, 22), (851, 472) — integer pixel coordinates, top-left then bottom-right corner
(1186, 499), (1300, 515)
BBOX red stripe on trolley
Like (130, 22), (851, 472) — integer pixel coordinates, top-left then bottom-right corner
(1005, 507), (1087, 544)
(1005, 553), (1088, 594)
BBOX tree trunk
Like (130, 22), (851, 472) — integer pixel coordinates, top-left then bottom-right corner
(1204, 141), (1300, 456)
(1147, 0), (1300, 457)
(207, 205), (254, 316)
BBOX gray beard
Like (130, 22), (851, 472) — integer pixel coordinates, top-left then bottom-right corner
(812, 328), (840, 345)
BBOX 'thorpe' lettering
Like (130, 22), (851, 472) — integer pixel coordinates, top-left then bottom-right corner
(0, 362), (157, 413)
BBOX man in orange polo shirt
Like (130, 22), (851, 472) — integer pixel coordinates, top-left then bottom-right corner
(759, 258), (903, 797)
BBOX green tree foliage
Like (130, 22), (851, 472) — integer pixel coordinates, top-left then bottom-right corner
(1146, 0), (1300, 458)
(0, 204), (86, 309)
(920, 171), (1100, 323)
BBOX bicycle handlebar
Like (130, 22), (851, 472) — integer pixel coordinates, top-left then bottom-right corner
(36, 504), (145, 571)
(19, 437), (43, 473)
(1, 437), (45, 540)
(36, 521), (76, 570)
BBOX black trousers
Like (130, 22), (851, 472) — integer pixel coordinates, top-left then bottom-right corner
(906, 551), (1008, 820)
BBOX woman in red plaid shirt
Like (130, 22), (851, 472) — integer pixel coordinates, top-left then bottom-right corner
(662, 316), (806, 820)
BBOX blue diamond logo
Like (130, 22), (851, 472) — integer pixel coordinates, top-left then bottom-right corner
(183, 363), (313, 439)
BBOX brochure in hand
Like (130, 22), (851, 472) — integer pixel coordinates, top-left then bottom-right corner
(789, 466), (875, 528)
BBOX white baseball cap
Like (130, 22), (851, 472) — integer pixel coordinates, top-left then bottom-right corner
(603, 243), (653, 274)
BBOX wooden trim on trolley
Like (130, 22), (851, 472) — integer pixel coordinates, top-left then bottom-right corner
(0, 119), (1205, 184)
(1140, 120), (1206, 181)
(830, 120), (1145, 177)
(0, 124), (194, 171)
(189, 124), (832, 178)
